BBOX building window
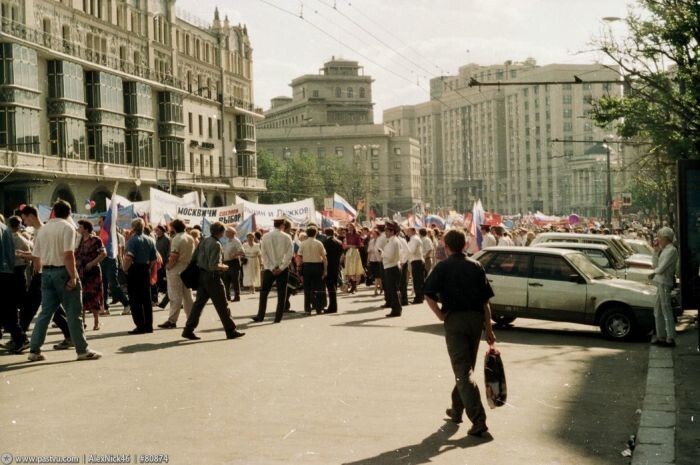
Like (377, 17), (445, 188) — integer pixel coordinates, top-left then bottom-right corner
(563, 95), (572, 105)
(335, 146), (343, 157)
(317, 146), (325, 157)
(312, 89), (319, 98)
(359, 87), (365, 98)
(198, 115), (203, 136)
(393, 148), (401, 155)
(188, 112), (193, 133)
(335, 87), (341, 98)
(347, 87), (353, 98)
(208, 117), (213, 138)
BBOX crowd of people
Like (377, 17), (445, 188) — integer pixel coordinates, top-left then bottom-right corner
(0, 199), (683, 435)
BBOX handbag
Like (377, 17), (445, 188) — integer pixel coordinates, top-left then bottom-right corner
(287, 270), (303, 291)
(180, 245), (200, 290)
(484, 346), (507, 408)
(241, 257), (248, 265)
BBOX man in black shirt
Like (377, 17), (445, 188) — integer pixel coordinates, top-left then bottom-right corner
(322, 228), (344, 313)
(424, 229), (496, 437)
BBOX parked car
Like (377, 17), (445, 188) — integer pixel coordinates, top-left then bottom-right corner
(536, 242), (652, 283)
(530, 232), (653, 268)
(624, 238), (655, 257)
(473, 247), (666, 341)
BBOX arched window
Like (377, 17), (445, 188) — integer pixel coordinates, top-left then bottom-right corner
(359, 87), (365, 98)
(335, 87), (341, 98)
(347, 87), (353, 98)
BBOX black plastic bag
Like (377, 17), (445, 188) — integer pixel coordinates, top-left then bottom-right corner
(484, 346), (507, 408)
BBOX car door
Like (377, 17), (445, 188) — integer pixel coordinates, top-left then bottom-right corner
(481, 251), (531, 317)
(527, 254), (588, 323)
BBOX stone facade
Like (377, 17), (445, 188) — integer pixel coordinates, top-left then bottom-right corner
(0, 0), (265, 216)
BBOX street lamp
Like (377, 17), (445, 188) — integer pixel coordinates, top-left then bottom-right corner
(602, 139), (614, 227)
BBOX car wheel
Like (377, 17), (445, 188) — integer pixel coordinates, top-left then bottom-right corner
(599, 307), (636, 341)
(492, 316), (516, 327)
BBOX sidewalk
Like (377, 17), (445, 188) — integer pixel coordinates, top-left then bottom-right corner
(632, 313), (699, 465)
(674, 315), (700, 465)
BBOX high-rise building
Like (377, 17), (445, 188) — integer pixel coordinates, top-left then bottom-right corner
(385, 59), (633, 216)
(257, 58), (421, 216)
(0, 0), (265, 216)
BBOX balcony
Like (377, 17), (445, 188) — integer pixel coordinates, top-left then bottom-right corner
(222, 96), (265, 119)
(0, 18), (183, 90)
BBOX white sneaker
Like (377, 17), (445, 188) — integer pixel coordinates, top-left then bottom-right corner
(77, 349), (102, 361)
(121, 306), (131, 315)
(28, 352), (46, 362)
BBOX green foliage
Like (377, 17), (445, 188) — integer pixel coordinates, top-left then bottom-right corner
(591, 0), (700, 160)
(256, 149), (370, 211)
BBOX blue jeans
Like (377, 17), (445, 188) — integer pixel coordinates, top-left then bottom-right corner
(30, 267), (89, 354)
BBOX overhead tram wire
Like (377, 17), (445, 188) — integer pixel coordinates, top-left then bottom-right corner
(257, 0), (425, 91)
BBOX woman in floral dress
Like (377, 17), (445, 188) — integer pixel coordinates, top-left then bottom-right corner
(76, 220), (107, 330)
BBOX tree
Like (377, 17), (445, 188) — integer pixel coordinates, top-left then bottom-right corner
(591, 0), (700, 161)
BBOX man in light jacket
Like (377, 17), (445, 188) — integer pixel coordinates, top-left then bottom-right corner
(649, 227), (679, 347)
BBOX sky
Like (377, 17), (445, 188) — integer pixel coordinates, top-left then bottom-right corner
(177, 0), (631, 120)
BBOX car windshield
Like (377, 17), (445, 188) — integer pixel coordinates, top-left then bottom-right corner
(567, 252), (608, 279)
(612, 238), (634, 257)
(626, 240), (654, 256)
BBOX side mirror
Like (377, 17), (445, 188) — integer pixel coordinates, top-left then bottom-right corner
(569, 274), (586, 284)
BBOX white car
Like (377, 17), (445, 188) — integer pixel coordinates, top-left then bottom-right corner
(624, 238), (655, 257)
(473, 247), (662, 340)
(536, 242), (652, 283)
(530, 232), (653, 268)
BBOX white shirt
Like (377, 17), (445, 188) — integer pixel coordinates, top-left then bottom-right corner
(420, 236), (433, 259)
(497, 236), (514, 247)
(260, 228), (294, 271)
(367, 238), (381, 262)
(408, 235), (424, 262)
(223, 236), (243, 261)
(482, 233), (497, 248)
(381, 236), (401, 269)
(398, 236), (410, 265)
(32, 218), (77, 267)
(375, 232), (388, 254)
(652, 244), (678, 287)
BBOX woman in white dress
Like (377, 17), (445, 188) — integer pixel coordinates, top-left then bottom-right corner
(242, 232), (262, 293)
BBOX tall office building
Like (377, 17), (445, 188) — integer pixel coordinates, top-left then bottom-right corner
(257, 58), (421, 216)
(385, 59), (631, 216)
(0, 0), (265, 216)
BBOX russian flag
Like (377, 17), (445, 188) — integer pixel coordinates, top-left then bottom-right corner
(237, 214), (257, 237)
(332, 193), (357, 221)
(424, 214), (445, 229)
(99, 197), (119, 259)
(472, 200), (485, 250)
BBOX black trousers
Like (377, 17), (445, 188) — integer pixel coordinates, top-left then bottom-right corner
(302, 263), (325, 313)
(399, 263), (409, 305)
(127, 264), (153, 331)
(411, 260), (425, 303)
(185, 270), (237, 335)
(223, 259), (242, 300)
(383, 265), (402, 316)
(444, 311), (487, 425)
(324, 267), (339, 313)
(19, 272), (70, 338)
(0, 272), (26, 346)
(256, 268), (290, 323)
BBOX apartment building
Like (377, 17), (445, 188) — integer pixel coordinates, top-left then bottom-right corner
(257, 58), (421, 216)
(384, 59), (630, 216)
(0, 0), (265, 216)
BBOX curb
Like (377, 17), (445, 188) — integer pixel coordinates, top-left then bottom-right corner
(631, 344), (676, 465)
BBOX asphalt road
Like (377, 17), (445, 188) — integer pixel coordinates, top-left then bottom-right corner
(1, 287), (647, 465)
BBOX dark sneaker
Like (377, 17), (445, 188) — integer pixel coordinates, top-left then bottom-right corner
(226, 331), (246, 340)
(158, 321), (177, 329)
(53, 339), (74, 350)
(181, 330), (201, 340)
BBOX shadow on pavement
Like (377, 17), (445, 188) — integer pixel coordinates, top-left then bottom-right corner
(117, 338), (224, 353)
(343, 421), (492, 465)
(0, 359), (76, 373)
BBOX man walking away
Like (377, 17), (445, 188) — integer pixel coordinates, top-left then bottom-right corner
(298, 226), (327, 314)
(407, 227), (425, 304)
(424, 229), (496, 436)
(0, 217), (28, 354)
(123, 218), (157, 334)
(322, 228), (343, 314)
(253, 218), (294, 323)
(181, 222), (244, 341)
(154, 225), (171, 308)
(27, 200), (101, 361)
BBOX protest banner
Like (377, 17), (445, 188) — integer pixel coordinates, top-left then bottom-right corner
(234, 197), (315, 229)
(176, 204), (243, 227)
(149, 188), (199, 225)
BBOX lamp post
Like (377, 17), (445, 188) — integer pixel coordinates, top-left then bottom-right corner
(603, 139), (613, 227)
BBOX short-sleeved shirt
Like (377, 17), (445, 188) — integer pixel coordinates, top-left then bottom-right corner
(170, 232), (195, 272)
(298, 238), (326, 263)
(424, 252), (494, 314)
(32, 218), (78, 267)
(126, 233), (157, 265)
(196, 236), (224, 271)
(13, 232), (32, 267)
